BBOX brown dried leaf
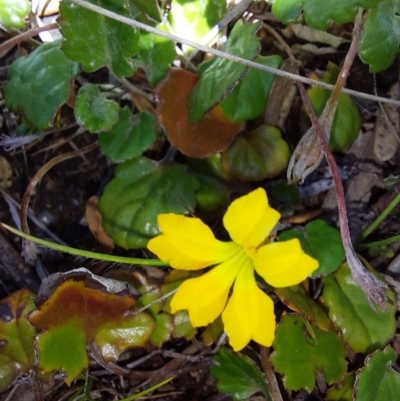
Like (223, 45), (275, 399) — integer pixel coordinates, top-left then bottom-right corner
(156, 69), (244, 158)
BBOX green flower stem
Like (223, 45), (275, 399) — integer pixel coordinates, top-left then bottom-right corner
(359, 235), (400, 250)
(1, 223), (169, 267)
(360, 192), (400, 241)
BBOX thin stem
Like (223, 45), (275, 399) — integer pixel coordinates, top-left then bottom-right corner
(360, 192), (400, 241)
(0, 22), (59, 54)
(359, 235), (400, 250)
(0, 223), (169, 267)
(20, 141), (98, 234)
(68, 0), (400, 107)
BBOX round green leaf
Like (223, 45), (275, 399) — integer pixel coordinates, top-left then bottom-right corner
(98, 109), (158, 162)
(221, 55), (283, 122)
(4, 41), (80, 130)
(75, 84), (120, 133)
(271, 314), (347, 392)
(322, 264), (396, 354)
(221, 125), (290, 181)
(278, 219), (344, 277)
(0, 0), (30, 28)
(59, 0), (140, 77)
(98, 157), (199, 248)
(354, 346), (400, 401)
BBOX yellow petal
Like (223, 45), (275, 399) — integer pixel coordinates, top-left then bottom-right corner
(223, 188), (281, 249)
(253, 239), (319, 288)
(170, 252), (245, 327)
(223, 263), (275, 351)
(148, 214), (239, 270)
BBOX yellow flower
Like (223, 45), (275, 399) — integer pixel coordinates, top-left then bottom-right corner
(148, 188), (318, 351)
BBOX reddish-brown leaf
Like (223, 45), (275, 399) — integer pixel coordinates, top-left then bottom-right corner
(156, 69), (244, 158)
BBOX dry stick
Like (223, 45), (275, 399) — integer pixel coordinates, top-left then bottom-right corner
(20, 141), (98, 235)
(260, 347), (283, 401)
(69, 0), (400, 107)
(0, 22), (59, 54)
(295, 15), (388, 310)
(264, 20), (387, 308)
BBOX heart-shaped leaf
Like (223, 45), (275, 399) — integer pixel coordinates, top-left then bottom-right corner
(59, 0), (140, 77)
(271, 314), (347, 392)
(98, 156), (199, 248)
(4, 41), (80, 130)
(156, 69), (244, 158)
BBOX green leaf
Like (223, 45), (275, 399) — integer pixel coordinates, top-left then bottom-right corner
(358, 0), (400, 72)
(211, 348), (270, 401)
(275, 285), (332, 331)
(98, 157), (199, 248)
(271, 0), (383, 30)
(75, 84), (120, 133)
(326, 372), (355, 401)
(149, 313), (174, 347)
(172, 310), (197, 340)
(270, 315), (347, 392)
(354, 346), (400, 401)
(129, 0), (162, 22)
(0, 290), (37, 391)
(169, 0), (227, 44)
(0, 0), (30, 28)
(59, 0), (140, 77)
(189, 21), (261, 123)
(278, 219), (344, 277)
(306, 63), (361, 151)
(191, 171), (230, 211)
(4, 41), (80, 130)
(221, 125), (291, 181)
(136, 30), (177, 85)
(322, 264), (396, 354)
(220, 55), (283, 122)
(98, 109), (158, 163)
